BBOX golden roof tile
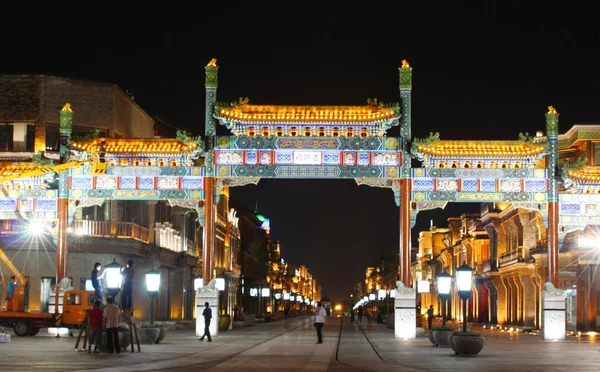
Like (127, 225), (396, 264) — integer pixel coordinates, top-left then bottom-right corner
(72, 138), (199, 154)
(415, 140), (545, 158)
(216, 105), (398, 123)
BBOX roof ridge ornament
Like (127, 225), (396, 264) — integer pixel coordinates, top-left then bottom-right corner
(547, 105), (557, 115)
(61, 103), (72, 112)
(518, 132), (534, 143)
(401, 59), (411, 69)
(206, 58), (218, 67)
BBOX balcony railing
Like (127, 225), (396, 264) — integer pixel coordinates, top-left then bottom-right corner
(72, 220), (149, 243)
(499, 249), (522, 267)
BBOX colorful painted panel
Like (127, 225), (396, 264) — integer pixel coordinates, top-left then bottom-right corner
(275, 151), (293, 164)
(260, 151), (272, 165)
(436, 179), (459, 192)
(412, 179), (435, 192)
(157, 177), (179, 190)
(525, 180), (546, 192)
(584, 203), (599, 216)
(71, 177), (93, 189)
(139, 177), (155, 189)
(358, 152), (370, 166)
(35, 198), (57, 211)
(500, 179), (521, 192)
(560, 203), (581, 215)
(18, 199), (33, 212)
(343, 151), (356, 166)
(120, 177), (137, 190)
(412, 191), (545, 203)
(274, 166), (341, 178)
(462, 179), (478, 192)
(372, 152), (400, 166)
(0, 199), (18, 211)
(216, 151), (243, 164)
(181, 177), (204, 190)
(481, 180), (496, 192)
(246, 151), (258, 165)
(96, 176), (118, 190)
(323, 152), (341, 165)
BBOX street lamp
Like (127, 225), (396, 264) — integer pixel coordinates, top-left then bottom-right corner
(104, 259), (122, 300)
(146, 267), (161, 325)
(436, 271), (452, 327)
(455, 263), (474, 333)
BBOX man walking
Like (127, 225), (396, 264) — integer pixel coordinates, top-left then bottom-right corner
(314, 301), (326, 344)
(427, 305), (434, 329)
(198, 302), (212, 342)
(103, 297), (121, 353)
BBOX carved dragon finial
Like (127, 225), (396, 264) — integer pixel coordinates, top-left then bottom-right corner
(238, 97), (250, 106)
(547, 105), (557, 114)
(401, 59), (411, 69)
(367, 98), (384, 108)
(518, 132), (534, 143)
(206, 58), (218, 67)
(62, 103), (72, 112)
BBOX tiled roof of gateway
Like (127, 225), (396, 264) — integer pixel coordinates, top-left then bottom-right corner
(72, 138), (200, 154)
(0, 165), (38, 176)
(215, 104), (399, 123)
(414, 141), (545, 158)
(568, 166), (600, 183)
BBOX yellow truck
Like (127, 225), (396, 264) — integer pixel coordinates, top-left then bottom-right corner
(0, 248), (94, 336)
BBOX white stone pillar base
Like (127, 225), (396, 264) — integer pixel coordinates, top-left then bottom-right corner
(394, 281), (416, 339)
(196, 279), (220, 337)
(542, 282), (566, 340)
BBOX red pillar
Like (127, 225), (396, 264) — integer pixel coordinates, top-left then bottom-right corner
(548, 201), (559, 286)
(400, 179), (412, 286)
(202, 177), (215, 286)
(55, 197), (68, 314)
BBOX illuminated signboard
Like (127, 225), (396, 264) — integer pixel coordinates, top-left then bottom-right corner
(293, 151), (321, 165)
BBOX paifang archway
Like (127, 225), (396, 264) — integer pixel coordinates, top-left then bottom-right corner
(200, 60), (562, 338)
(201, 59), (414, 291)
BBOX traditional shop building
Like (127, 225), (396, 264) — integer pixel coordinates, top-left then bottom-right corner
(415, 125), (600, 331)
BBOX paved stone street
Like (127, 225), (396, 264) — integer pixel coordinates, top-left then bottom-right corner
(1, 317), (599, 371)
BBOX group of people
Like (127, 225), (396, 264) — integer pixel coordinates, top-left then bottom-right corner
(87, 259), (134, 353)
(351, 307), (373, 324)
(87, 297), (123, 353)
(91, 260), (134, 310)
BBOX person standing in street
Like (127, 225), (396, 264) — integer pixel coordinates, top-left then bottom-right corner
(91, 263), (105, 303)
(88, 300), (103, 353)
(427, 305), (434, 329)
(314, 301), (326, 344)
(103, 297), (121, 353)
(120, 260), (134, 311)
(199, 302), (212, 342)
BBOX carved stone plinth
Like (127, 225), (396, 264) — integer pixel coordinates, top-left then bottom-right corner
(542, 282), (566, 340)
(196, 279), (220, 338)
(394, 281), (416, 339)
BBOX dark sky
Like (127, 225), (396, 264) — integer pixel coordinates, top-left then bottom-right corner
(2, 2), (599, 301)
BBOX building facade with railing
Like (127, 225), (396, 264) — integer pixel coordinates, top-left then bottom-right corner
(0, 76), (208, 323)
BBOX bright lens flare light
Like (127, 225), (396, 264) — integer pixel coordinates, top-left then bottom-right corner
(28, 221), (47, 235)
(334, 304), (342, 311)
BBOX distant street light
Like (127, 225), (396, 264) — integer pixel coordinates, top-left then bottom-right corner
(436, 271), (452, 327)
(455, 263), (474, 333)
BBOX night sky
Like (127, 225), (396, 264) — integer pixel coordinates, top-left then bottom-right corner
(2, 2), (599, 301)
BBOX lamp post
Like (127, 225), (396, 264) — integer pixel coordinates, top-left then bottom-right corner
(104, 259), (122, 301)
(455, 263), (474, 333)
(436, 271), (452, 328)
(146, 267), (161, 325)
